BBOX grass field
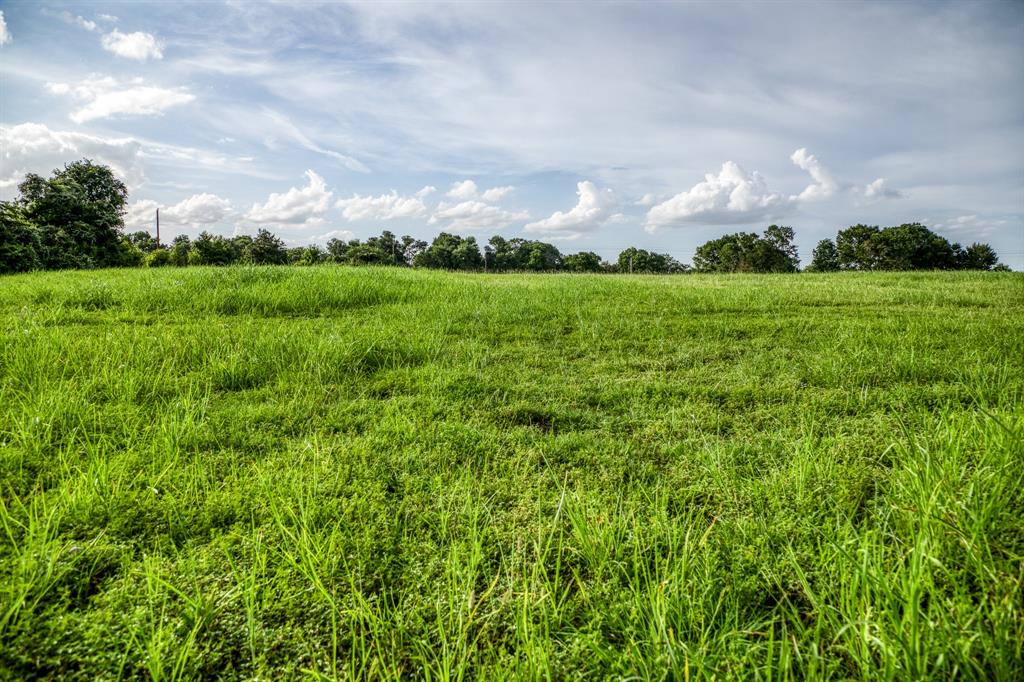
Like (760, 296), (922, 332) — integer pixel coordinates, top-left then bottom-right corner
(0, 267), (1022, 680)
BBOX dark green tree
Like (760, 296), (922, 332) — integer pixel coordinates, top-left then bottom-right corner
(693, 229), (798, 273)
(170, 235), (192, 266)
(243, 229), (288, 265)
(189, 232), (236, 265)
(808, 238), (840, 272)
(125, 231), (160, 254)
(617, 247), (687, 273)
(0, 202), (42, 274)
(563, 251), (603, 272)
(17, 160), (129, 269)
(414, 233), (483, 270)
(835, 224), (881, 270)
(957, 242), (999, 270)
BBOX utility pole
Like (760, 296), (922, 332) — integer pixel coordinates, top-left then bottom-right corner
(155, 208), (160, 247)
(629, 254), (633, 274)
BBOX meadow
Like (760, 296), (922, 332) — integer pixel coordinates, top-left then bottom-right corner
(0, 266), (1021, 680)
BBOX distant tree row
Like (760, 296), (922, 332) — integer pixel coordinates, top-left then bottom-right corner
(808, 223), (1008, 272)
(0, 160), (1011, 275)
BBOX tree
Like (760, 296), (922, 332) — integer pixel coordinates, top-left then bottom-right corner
(325, 237), (351, 263)
(170, 235), (192, 266)
(870, 223), (957, 270)
(243, 229), (288, 265)
(834, 222), (976, 271)
(616, 247), (687, 273)
(125, 231), (160, 254)
(16, 159), (129, 269)
(808, 238), (839, 272)
(957, 243), (999, 270)
(189, 232), (236, 265)
(835, 224), (881, 270)
(563, 251), (603, 273)
(288, 245), (326, 266)
(146, 248), (173, 267)
(763, 225), (800, 269)
(414, 233), (483, 270)
(0, 202), (42, 274)
(693, 229), (795, 273)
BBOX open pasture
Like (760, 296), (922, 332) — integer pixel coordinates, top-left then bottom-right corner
(0, 267), (1022, 680)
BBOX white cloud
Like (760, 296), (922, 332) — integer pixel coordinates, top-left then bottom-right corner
(336, 189), (430, 221)
(636, 192), (659, 206)
(246, 170), (332, 225)
(47, 76), (194, 123)
(932, 215), (1008, 237)
(0, 122), (145, 191)
(48, 10), (98, 32)
(101, 30), (163, 60)
(644, 148), (846, 230)
(524, 181), (618, 238)
(481, 185), (514, 202)
(0, 11), (10, 46)
(863, 177), (903, 199)
(445, 179), (515, 202)
(447, 180), (478, 200)
(310, 229), (356, 244)
(429, 200), (529, 232)
(644, 161), (787, 230)
(790, 148), (838, 201)
(125, 193), (234, 230)
(99, 14), (119, 23)
(415, 185), (436, 198)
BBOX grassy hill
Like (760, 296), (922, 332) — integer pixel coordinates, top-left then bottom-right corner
(1, 267), (1022, 680)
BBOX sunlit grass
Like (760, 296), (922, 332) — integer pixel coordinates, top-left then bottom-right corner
(1, 267), (1021, 679)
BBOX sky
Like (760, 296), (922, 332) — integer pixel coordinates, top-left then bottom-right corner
(1, 1), (1022, 267)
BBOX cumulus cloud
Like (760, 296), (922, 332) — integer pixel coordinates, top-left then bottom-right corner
(481, 186), (514, 202)
(644, 148), (846, 230)
(644, 161), (786, 230)
(47, 76), (194, 123)
(863, 178), (903, 199)
(636, 193), (660, 206)
(246, 170), (332, 225)
(0, 11), (10, 46)
(101, 30), (163, 60)
(0, 122), (145, 190)
(790, 148), (838, 201)
(336, 188), (432, 221)
(125, 193), (233, 230)
(445, 179), (515, 202)
(447, 180), (478, 200)
(429, 201), (529, 232)
(427, 179), (526, 231)
(524, 181), (619, 238)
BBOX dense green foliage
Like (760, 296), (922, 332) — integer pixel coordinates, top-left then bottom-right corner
(1, 267), (1021, 680)
(693, 225), (800, 273)
(2, 160), (131, 271)
(819, 223), (1006, 272)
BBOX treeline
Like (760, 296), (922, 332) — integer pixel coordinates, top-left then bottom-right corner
(0, 160), (1011, 275)
(807, 224), (1007, 271)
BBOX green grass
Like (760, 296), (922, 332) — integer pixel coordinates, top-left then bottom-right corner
(0, 266), (1022, 680)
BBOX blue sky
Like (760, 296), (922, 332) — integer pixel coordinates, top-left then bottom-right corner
(1, 1), (1022, 267)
